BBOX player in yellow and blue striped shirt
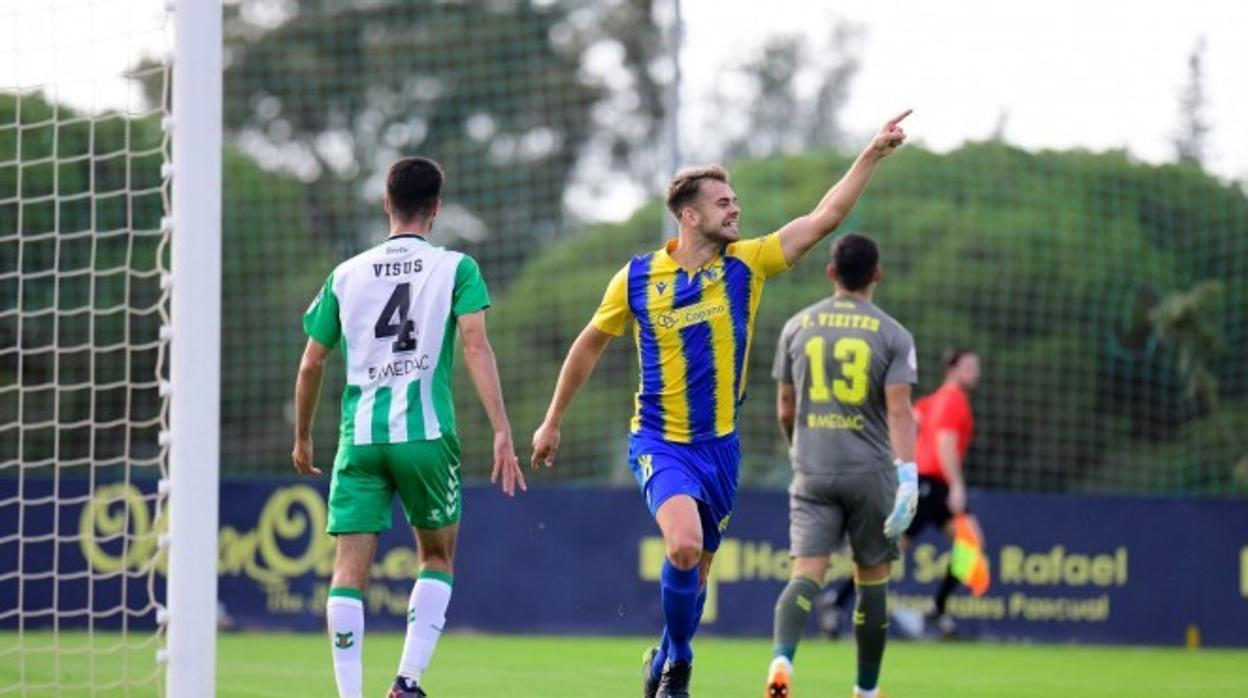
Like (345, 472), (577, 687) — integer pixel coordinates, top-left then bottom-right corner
(531, 110), (912, 698)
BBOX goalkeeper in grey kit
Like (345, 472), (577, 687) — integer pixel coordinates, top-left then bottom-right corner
(764, 233), (918, 698)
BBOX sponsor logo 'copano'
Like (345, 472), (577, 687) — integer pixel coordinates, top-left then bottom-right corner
(655, 300), (727, 330)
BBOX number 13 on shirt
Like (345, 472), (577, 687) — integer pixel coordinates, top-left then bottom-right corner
(804, 336), (872, 405)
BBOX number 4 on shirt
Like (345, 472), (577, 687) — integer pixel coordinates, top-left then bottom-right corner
(375, 282), (417, 353)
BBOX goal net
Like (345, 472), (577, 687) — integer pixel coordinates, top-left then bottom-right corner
(0, 1), (204, 694)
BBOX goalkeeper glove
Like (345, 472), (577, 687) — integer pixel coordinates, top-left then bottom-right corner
(883, 460), (918, 539)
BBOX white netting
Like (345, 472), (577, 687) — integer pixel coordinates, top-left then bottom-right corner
(0, 1), (172, 694)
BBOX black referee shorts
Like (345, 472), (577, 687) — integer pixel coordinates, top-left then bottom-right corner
(904, 475), (968, 538)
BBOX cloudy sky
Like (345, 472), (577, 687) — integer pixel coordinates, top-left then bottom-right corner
(681, 0), (1247, 180)
(3, 0), (1244, 200)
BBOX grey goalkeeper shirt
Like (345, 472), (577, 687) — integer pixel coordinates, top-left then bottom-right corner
(772, 296), (917, 474)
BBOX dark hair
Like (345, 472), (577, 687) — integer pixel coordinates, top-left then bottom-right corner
(830, 233), (879, 291)
(942, 346), (976, 370)
(386, 157), (444, 222)
(665, 164), (729, 218)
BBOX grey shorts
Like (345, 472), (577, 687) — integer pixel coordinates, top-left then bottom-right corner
(788, 468), (899, 567)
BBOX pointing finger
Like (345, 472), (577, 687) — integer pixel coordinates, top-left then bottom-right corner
(886, 108), (913, 128)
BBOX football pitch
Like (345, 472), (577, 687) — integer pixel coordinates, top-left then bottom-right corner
(5, 632), (1248, 697)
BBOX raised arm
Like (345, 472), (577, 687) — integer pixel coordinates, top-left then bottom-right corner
(531, 323), (615, 467)
(459, 310), (525, 496)
(291, 338), (332, 476)
(776, 109), (911, 266)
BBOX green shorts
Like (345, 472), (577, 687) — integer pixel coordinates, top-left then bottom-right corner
(327, 435), (461, 534)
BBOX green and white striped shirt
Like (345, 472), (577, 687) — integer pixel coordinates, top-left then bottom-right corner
(303, 234), (490, 445)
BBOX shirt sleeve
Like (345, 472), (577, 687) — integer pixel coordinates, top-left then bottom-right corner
(452, 255), (491, 318)
(302, 272), (341, 348)
(885, 329), (918, 386)
(771, 318), (796, 383)
(727, 232), (791, 279)
(589, 265), (633, 336)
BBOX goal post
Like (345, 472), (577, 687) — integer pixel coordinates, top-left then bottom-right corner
(165, 0), (222, 695)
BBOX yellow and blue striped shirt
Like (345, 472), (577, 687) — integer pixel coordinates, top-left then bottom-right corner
(591, 233), (790, 443)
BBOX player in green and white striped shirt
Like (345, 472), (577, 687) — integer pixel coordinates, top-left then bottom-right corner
(292, 157), (525, 698)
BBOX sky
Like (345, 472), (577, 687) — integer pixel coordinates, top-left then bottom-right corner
(680, 0), (1248, 181)
(2, 0), (1244, 209)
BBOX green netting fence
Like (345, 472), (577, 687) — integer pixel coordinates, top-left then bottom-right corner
(4, 0), (1247, 495)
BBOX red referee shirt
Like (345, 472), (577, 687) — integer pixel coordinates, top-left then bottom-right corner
(915, 382), (973, 482)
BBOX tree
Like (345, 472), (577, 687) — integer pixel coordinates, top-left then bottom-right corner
(150, 0), (666, 290)
(706, 23), (862, 161)
(479, 143), (1248, 492)
(1150, 280), (1244, 487)
(0, 90), (340, 474)
(1173, 37), (1210, 166)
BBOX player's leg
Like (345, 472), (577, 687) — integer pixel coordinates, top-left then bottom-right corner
(815, 558), (855, 638)
(920, 478), (957, 636)
(768, 475), (842, 697)
(328, 534), (379, 698)
(391, 523), (457, 696)
(657, 433), (739, 696)
(930, 509), (980, 636)
(326, 444), (393, 698)
(845, 468), (901, 698)
(648, 542), (712, 697)
(688, 431), (736, 643)
(851, 562), (890, 698)
(655, 494), (704, 663)
(390, 436), (462, 696)
(766, 555), (829, 697)
(692, 550), (714, 637)
(629, 438), (703, 696)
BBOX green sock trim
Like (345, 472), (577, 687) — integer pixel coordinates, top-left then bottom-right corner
(418, 569), (454, 586)
(328, 586), (364, 602)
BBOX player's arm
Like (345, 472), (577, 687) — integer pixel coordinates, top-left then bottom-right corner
(883, 382), (919, 539)
(531, 323), (614, 467)
(936, 429), (967, 513)
(291, 338), (332, 476)
(886, 383), (916, 463)
(776, 381), (796, 445)
(775, 110), (911, 266)
(459, 310), (525, 496)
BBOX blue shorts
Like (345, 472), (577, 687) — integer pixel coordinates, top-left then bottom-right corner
(627, 432), (740, 553)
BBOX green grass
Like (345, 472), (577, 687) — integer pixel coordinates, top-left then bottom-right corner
(3, 632), (1246, 697)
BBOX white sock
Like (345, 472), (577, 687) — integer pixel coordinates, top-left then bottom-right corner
(855, 687), (879, 698)
(327, 593), (365, 698)
(769, 655), (794, 676)
(397, 574), (453, 683)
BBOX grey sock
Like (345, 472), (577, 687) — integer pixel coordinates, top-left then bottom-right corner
(854, 580), (889, 691)
(772, 575), (822, 661)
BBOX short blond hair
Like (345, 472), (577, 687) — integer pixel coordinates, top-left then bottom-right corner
(665, 164), (729, 218)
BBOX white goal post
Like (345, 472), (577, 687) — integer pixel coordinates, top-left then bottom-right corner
(166, 0), (221, 696)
